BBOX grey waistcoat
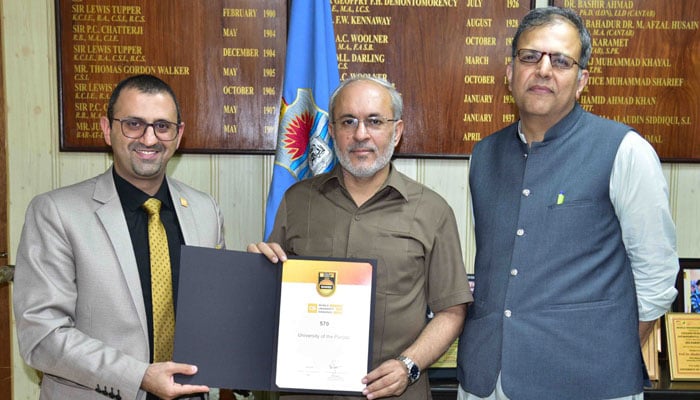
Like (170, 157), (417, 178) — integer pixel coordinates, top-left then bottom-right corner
(457, 104), (642, 400)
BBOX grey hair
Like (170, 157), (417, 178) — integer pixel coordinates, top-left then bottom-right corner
(329, 76), (403, 121)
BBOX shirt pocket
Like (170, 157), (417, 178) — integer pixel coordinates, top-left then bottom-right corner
(371, 230), (425, 295)
(287, 236), (334, 257)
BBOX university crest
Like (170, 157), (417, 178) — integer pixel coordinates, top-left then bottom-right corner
(317, 271), (337, 297)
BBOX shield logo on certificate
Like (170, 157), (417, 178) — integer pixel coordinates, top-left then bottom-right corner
(317, 271), (337, 297)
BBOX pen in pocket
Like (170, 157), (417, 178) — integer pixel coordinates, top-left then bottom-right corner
(556, 191), (565, 205)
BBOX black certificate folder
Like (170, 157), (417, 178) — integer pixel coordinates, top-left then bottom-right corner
(173, 245), (377, 395)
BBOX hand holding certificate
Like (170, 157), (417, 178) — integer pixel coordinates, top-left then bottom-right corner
(173, 246), (376, 395)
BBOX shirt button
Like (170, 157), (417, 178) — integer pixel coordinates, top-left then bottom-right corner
(504, 310), (512, 318)
(354, 215), (360, 221)
(516, 228), (525, 236)
(510, 269), (518, 276)
(522, 189), (530, 196)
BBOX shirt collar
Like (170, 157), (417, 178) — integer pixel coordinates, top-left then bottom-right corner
(517, 103), (584, 145)
(112, 168), (172, 212)
(320, 163), (410, 202)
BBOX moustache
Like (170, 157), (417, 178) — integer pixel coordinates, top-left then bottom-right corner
(129, 142), (164, 152)
(348, 142), (377, 152)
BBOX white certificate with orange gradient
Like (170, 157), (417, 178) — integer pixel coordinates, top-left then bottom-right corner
(275, 258), (375, 394)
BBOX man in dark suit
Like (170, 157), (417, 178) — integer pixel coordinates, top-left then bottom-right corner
(13, 74), (224, 400)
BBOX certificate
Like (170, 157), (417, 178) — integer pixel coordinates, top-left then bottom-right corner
(275, 259), (374, 392)
(172, 246), (376, 394)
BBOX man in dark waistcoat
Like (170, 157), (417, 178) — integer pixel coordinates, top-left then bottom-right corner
(456, 6), (679, 400)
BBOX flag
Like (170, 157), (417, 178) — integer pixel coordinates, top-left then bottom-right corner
(264, 0), (340, 239)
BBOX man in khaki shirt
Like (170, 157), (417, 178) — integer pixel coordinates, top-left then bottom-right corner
(250, 77), (473, 400)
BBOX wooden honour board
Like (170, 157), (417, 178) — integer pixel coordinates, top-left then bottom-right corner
(552, 0), (700, 161)
(57, 0), (531, 156)
(58, 0), (699, 160)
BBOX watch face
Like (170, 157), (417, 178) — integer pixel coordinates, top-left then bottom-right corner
(397, 355), (420, 384)
(409, 364), (420, 381)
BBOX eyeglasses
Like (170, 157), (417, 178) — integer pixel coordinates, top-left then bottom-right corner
(113, 118), (181, 141)
(515, 49), (581, 70)
(333, 116), (399, 132)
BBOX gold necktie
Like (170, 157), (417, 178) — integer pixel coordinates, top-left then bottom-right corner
(142, 198), (175, 362)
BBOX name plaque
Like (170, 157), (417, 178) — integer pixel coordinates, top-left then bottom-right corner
(552, 0), (700, 161)
(665, 312), (700, 381)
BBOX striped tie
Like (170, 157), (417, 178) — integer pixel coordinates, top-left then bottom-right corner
(142, 198), (175, 362)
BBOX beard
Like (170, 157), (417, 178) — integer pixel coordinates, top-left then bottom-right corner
(128, 141), (166, 178)
(334, 130), (396, 179)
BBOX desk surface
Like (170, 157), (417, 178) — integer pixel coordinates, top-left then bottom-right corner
(644, 358), (700, 399)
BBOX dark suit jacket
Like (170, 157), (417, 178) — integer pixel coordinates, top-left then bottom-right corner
(13, 168), (225, 400)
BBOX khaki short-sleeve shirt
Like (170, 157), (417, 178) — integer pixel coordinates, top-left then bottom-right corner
(270, 164), (473, 400)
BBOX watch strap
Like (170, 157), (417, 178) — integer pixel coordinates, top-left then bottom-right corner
(396, 355), (420, 385)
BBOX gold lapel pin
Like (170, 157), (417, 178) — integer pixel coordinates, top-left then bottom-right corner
(180, 197), (189, 207)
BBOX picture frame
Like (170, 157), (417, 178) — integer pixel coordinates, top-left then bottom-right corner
(674, 259), (700, 313)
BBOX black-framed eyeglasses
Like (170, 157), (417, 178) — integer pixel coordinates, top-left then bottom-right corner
(332, 116), (399, 132)
(112, 117), (181, 141)
(515, 49), (581, 70)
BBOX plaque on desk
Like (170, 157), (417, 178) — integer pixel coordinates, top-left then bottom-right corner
(642, 319), (661, 380)
(665, 312), (700, 381)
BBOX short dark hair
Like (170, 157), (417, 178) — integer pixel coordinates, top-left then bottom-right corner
(512, 6), (592, 70)
(106, 74), (181, 123)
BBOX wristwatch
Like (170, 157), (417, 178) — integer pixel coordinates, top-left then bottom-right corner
(396, 355), (420, 385)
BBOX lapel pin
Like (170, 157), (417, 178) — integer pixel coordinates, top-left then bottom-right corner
(180, 197), (189, 207)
